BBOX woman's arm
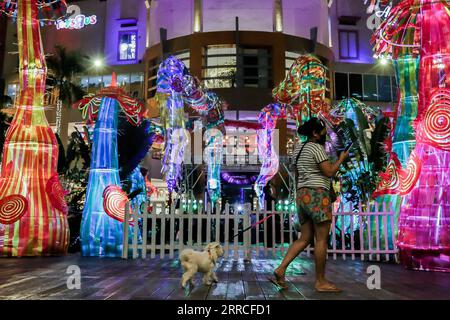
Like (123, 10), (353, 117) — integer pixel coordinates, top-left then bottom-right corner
(318, 150), (349, 178)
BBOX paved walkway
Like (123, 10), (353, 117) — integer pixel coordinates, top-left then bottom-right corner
(0, 253), (449, 300)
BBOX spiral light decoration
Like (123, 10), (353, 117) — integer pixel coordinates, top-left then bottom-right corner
(103, 185), (133, 225)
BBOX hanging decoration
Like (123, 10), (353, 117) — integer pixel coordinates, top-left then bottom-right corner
(221, 172), (257, 185)
(0, 0), (69, 256)
(73, 73), (145, 257)
(372, 0), (450, 272)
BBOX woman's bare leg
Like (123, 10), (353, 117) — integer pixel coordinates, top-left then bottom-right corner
(274, 219), (314, 278)
(313, 221), (340, 292)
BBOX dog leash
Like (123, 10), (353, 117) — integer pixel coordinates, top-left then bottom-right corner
(232, 213), (277, 239)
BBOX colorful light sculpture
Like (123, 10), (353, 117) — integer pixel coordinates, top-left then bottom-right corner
(372, 0), (421, 193)
(155, 56), (226, 204)
(254, 55), (328, 207)
(0, 0), (69, 256)
(373, 0), (450, 272)
(273, 54), (328, 124)
(74, 74), (145, 257)
(182, 75), (225, 204)
(254, 103), (287, 208)
(128, 166), (147, 215)
(155, 57), (189, 194)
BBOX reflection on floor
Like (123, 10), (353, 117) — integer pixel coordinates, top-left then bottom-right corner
(0, 253), (449, 300)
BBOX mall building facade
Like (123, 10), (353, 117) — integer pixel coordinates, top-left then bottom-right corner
(0, 0), (398, 204)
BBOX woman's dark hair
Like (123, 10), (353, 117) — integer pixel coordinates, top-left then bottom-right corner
(297, 117), (326, 137)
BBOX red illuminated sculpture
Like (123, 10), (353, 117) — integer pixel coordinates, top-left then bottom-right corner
(0, 0), (69, 256)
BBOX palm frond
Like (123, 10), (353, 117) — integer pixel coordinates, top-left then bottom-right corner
(369, 116), (390, 173)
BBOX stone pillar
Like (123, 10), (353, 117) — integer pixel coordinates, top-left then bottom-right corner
(145, 0), (151, 48)
(273, 0), (283, 32)
(193, 0), (203, 33)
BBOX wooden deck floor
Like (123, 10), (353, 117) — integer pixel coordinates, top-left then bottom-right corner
(0, 253), (449, 300)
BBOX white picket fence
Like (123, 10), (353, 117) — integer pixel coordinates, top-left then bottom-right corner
(122, 200), (398, 262)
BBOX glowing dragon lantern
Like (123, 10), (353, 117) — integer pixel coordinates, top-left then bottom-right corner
(155, 57), (189, 194)
(74, 74), (145, 257)
(374, 0), (450, 272)
(254, 103), (287, 208)
(182, 75), (225, 204)
(254, 55), (328, 207)
(0, 0), (69, 256)
(273, 54), (328, 125)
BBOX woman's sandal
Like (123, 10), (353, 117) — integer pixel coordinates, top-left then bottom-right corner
(315, 283), (342, 293)
(267, 271), (289, 290)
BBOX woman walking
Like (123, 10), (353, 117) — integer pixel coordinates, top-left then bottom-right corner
(269, 117), (349, 292)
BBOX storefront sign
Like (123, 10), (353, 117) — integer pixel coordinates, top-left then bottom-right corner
(55, 5), (98, 30)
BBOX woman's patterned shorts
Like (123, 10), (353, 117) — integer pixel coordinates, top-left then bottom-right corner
(296, 187), (332, 225)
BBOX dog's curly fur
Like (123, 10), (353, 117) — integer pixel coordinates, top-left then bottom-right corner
(180, 242), (224, 288)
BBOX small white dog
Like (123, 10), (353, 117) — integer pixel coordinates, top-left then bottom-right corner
(179, 242), (224, 288)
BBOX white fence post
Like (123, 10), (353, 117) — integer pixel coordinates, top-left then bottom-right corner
(224, 203), (230, 259)
(142, 201), (148, 259)
(132, 201), (139, 259)
(243, 203), (251, 262)
(122, 202), (130, 259)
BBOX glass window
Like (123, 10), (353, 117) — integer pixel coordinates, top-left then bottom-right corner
(118, 31), (137, 61)
(79, 76), (89, 89)
(6, 84), (18, 99)
(206, 45), (236, 56)
(335, 72), (349, 99)
(204, 78), (235, 89)
(88, 76), (102, 89)
(117, 73), (130, 89)
(285, 51), (300, 59)
(349, 74), (363, 100)
(130, 73), (144, 99)
(206, 55), (236, 67)
(377, 75), (392, 102)
(102, 74), (112, 87)
(241, 48), (271, 88)
(204, 67), (237, 78)
(363, 74), (377, 101)
(203, 45), (237, 89)
(131, 73), (143, 84)
(392, 76), (398, 102)
(174, 51), (190, 69)
(339, 30), (359, 59)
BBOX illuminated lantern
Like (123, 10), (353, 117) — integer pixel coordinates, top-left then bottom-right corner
(182, 74), (225, 204)
(74, 73), (145, 257)
(373, 0), (450, 272)
(255, 55), (328, 207)
(155, 57), (188, 195)
(0, 0), (69, 256)
(155, 56), (226, 204)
